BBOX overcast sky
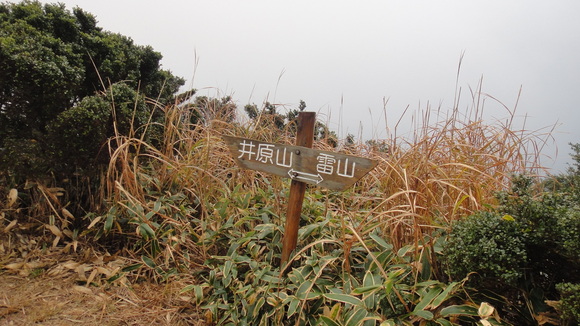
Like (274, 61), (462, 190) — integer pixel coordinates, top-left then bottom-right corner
(37, 0), (580, 173)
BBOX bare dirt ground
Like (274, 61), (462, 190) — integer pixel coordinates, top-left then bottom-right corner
(1, 233), (205, 326)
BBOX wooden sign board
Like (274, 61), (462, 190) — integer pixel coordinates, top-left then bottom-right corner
(223, 135), (377, 191)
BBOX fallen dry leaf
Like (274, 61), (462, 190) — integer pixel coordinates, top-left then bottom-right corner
(73, 285), (94, 295)
(4, 219), (17, 233)
(7, 188), (18, 207)
(61, 208), (75, 220)
(46, 224), (63, 238)
(87, 215), (102, 229)
(3, 262), (25, 270)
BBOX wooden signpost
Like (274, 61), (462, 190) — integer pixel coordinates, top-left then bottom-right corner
(223, 112), (377, 267)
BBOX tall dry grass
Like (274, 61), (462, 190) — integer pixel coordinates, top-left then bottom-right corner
(98, 85), (548, 273)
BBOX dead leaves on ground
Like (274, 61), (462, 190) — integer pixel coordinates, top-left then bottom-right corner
(1, 250), (204, 325)
(0, 270), (202, 325)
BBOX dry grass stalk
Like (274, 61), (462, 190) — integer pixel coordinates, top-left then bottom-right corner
(99, 87), (547, 271)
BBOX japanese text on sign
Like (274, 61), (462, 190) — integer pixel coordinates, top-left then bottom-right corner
(223, 135), (378, 191)
(237, 139), (356, 178)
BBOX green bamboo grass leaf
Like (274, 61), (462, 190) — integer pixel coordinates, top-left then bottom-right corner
(440, 304), (479, 317)
(299, 223), (320, 239)
(180, 284), (205, 304)
(260, 273), (282, 284)
(139, 223), (155, 239)
(153, 200), (162, 212)
(384, 279), (394, 295)
(369, 232), (392, 250)
(345, 308), (369, 326)
(121, 263), (142, 272)
(266, 296), (278, 307)
(414, 287), (443, 311)
(358, 270), (382, 308)
(255, 223), (277, 239)
(141, 255), (156, 268)
(287, 297), (300, 317)
(324, 293), (364, 307)
(252, 297), (265, 317)
(318, 316), (341, 326)
(412, 310), (434, 320)
(180, 284), (196, 292)
(194, 285), (204, 305)
(223, 260), (232, 278)
(431, 282), (460, 308)
(104, 214), (114, 232)
(363, 270), (379, 287)
(145, 211), (155, 220)
(296, 280), (314, 300)
(415, 280), (440, 288)
(329, 303), (342, 319)
(106, 273), (123, 283)
(435, 318), (454, 326)
(352, 284), (383, 295)
(397, 245), (414, 257)
(373, 250), (394, 269)
(380, 321), (396, 326)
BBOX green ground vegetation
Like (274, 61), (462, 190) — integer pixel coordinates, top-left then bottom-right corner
(1, 1), (579, 325)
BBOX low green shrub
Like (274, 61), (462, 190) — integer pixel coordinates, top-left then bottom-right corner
(556, 283), (580, 325)
(443, 211), (527, 285)
(443, 174), (580, 325)
(496, 175), (580, 284)
(497, 175), (579, 260)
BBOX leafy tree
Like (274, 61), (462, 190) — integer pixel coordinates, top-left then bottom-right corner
(0, 1), (186, 220)
(0, 1), (184, 183)
(188, 95), (237, 125)
(244, 103), (259, 120)
(243, 100), (338, 147)
(366, 139), (390, 153)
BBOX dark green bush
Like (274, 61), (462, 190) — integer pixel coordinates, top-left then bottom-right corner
(47, 82), (147, 171)
(496, 175), (580, 282)
(444, 172), (580, 325)
(557, 209), (580, 261)
(0, 1), (184, 218)
(443, 211), (527, 285)
(0, 1), (184, 186)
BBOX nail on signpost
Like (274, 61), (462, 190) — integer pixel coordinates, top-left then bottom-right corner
(222, 112), (378, 268)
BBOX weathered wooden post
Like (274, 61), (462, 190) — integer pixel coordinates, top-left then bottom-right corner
(280, 112), (315, 265)
(223, 112), (377, 269)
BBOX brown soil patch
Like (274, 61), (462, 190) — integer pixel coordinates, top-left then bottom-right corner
(0, 233), (206, 325)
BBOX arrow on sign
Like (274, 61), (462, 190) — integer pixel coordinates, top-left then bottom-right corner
(288, 169), (324, 184)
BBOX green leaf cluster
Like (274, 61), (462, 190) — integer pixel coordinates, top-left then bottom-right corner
(243, 100), (339, 147)
(89, 169), (199, 281)
(182, 187), (503, 325)
(0, 1), (184, 184)
(443, 170), (580, 325)
(443, 211), (527, 285)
